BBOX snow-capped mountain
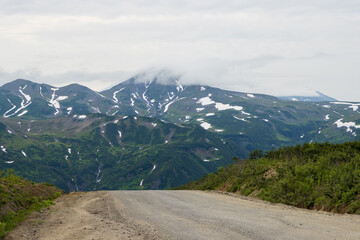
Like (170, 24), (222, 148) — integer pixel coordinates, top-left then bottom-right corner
(1, 70), (360, 191)
(0, 79), (112, 118)
(1, 71), (360, 152)
(101, 70), (186, 116)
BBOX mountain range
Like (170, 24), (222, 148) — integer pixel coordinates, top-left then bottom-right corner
(0, 70), (360, 190)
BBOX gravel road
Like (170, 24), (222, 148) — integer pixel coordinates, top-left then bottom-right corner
(6, 190), (360, 240)
(111, 190), (360, 240)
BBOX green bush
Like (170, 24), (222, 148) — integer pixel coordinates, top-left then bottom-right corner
(178, 141), (360, 214)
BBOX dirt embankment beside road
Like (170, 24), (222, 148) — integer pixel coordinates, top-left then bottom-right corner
(5, 191), (163, 240)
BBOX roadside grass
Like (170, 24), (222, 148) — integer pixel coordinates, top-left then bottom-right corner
(176, 141), (360, 214)
(0, 170), (63, 239)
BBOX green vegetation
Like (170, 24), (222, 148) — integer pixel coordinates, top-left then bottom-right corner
(178, 141), (360, 214)
(0, 170), (62, 238)
(0, 115), (245, 191)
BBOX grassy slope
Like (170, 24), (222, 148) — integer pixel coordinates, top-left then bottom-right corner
(0, 170), (62, 238)
(177, 141), (360, 214)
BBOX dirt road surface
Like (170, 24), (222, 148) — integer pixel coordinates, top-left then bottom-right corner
(6, 190), (360, 240)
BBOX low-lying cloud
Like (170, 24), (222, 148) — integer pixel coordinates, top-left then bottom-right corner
(0, 0), (359, 100)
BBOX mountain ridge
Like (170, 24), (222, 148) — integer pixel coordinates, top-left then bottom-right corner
(1, 73), (360, 191)
(1, 75), (360, 153)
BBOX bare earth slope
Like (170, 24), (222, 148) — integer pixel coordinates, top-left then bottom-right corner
(6, 191), (360, 240)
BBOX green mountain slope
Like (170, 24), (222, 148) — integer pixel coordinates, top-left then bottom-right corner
(0, 115), (246, 192)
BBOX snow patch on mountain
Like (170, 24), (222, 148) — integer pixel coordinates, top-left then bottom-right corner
(200, 122), (212, 130)
(233, 116), (250, 122)
(197, 95), (243, 111)
(1, 146), (7, 153)
(19, 85), (31, 102)
(21, 150), (27, 157)
(131, 93), (138, 99)
(150, 164), (156, 174)
(334, 118), (360, 136)
(197, 96), (215, 106)
(48, 88), (68, 115)
(91, 107), (101, 113)
(331, 102), (360, 112)
(113, 87), (125, 103)
(96, 166), (102, 183)
(215, 103), (243, 111)
(18, 110), (28, 117)
(4, 86), (33, 118)
(164, 97), (178, 113)
(39, 86), (45, 97)
(3, 99), (17, 118)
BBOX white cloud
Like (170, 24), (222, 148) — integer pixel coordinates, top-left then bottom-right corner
(0, 0), (359, 100)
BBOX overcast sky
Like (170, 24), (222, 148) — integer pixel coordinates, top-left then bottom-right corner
(0, 0), (359, 101)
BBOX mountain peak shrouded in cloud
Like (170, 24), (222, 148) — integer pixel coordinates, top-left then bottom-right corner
(132, 68), (181, 86)
(0, 0), (359, 101)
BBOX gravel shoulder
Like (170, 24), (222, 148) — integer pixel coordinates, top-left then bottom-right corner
(6, 190), (360, 240)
